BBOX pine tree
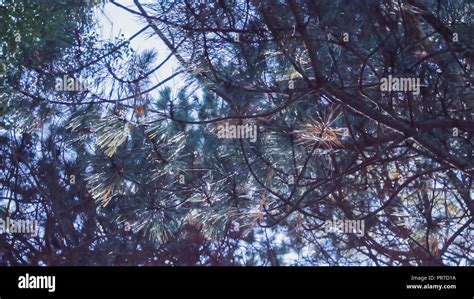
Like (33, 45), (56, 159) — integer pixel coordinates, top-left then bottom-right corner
(1, 0), (472, 266)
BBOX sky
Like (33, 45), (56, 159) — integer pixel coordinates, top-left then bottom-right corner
(95, 1), (182, 92)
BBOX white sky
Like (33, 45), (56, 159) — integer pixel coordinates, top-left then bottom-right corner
(95, 1), (183, 92)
